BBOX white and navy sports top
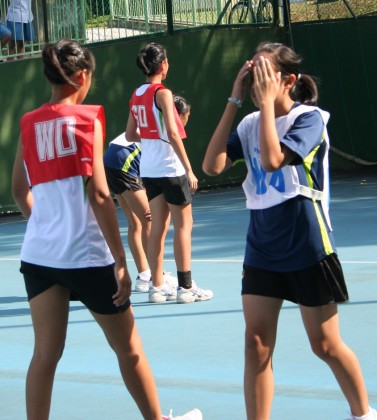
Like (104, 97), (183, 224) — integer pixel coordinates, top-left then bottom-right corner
(103, 132), (141, 179)
(227, 103), (337, 271)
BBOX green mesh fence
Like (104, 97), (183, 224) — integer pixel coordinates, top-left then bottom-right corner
(1, 0), (375, 62)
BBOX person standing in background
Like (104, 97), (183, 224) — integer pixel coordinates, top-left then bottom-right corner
(126, 42), (213, 304)
(7, 0), (35, 58)
(104, 95), (192, 294)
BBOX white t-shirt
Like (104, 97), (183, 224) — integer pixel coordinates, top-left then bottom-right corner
(7, 0), (33, 23)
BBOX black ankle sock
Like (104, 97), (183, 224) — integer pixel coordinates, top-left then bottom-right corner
(177, 271), (192, 289)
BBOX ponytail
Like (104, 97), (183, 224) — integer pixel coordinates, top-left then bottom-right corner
(136, 42), (167, 76)
(290, 74), (318, 105)
(42, 39), (95, 89)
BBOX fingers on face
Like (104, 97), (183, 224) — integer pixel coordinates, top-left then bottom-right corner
(257, 56), (274, 80)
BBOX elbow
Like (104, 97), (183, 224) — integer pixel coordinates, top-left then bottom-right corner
(125, 129), (138, 142)
(261, 157), (282, 173)
(88, 189), (112, 208)
(261, 162), (278, 173)
(202, 162), (221, 176)
(12, 182), (27, 203)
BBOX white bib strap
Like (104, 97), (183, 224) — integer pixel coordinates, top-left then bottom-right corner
(298, 185), (324, 201)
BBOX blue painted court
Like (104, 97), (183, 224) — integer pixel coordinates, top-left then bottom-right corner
(1, 172), (377, 419)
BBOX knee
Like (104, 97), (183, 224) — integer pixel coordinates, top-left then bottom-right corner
(33, 344), (65, 368)
(127, 223), (138, 236)
(113, 337), (143, 365)
(245, 331), (272, 365)
(309, 337), (338, 361)
(141, 219), (151, 234)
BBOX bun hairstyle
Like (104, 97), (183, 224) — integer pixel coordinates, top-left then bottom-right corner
(255, 42), (319, 105)
(173, 94), (191, 116)
(42, 39), (95, 89)
(136, 42), (167, 76)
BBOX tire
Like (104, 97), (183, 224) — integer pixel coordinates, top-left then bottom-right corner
(257, 0), (273, 22)
(228, 1), (254, 24)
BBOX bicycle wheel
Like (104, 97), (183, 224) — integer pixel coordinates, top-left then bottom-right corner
(257, 0), (273, 22)
(228, 1), (252, 24)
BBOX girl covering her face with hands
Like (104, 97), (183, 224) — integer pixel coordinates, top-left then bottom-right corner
(202, 42), (376, 420)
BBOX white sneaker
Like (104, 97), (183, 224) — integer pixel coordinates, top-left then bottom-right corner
(136, 271), (176, 293)
(177, 281), (213, 303)
(162, 408), (202, 420)
(134, 276), (150, 292)
(163, 270), (178, 287)
(149, 281), (177, 303)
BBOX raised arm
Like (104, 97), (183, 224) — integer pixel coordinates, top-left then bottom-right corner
(253, 56), (297, 171)
(86, 118), (131, 306)
(202, 60), (252, 176)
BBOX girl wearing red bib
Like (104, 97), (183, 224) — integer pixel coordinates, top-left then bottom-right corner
(126, 42), (213, 304)
(12, 39), (201, 420)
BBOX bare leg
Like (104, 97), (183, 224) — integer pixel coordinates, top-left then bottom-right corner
(242, 295), (283, 420)
(168, 203), (192, 272)
(300, 304), (370, 417)
(115, 190), (151, 273)
(1, 33), (10, 48)
(91, 306), (162, 420)
(148, 194), (170, 287)
(26, 285), (70, 420)
(9, 39), (24, 59)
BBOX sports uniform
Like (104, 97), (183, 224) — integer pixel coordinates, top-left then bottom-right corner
(104, 132), (143, 194)
(227, 103), (348, 306)
(129, 82), (192, 205)
(129, 82), (186, 177)
(19, 103), (129, 313)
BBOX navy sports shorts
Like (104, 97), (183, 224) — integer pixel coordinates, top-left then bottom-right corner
(20, 261), (131, 314)
(241, 253), (349, 307)
(105, 166), (143, 195)
(142, 175), (192, 205)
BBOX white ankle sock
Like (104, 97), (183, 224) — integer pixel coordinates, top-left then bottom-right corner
(138, 269), (151, 281)
(352, 407), (377, 420)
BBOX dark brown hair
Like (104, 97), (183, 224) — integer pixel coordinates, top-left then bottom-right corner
(256, 42), (319, 105)
(136, 42), (167, 76)
(42, 39), (95, 89)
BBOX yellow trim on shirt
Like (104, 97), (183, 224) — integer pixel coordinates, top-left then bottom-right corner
(122, 147), (141, 173)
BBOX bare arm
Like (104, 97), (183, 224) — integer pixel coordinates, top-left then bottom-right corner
(202, 61), (252, 176)
(254, 56), (296, 171)
(12, 136), (34, 219)
(156, 88), (198, 191)
(125, 111), (141, 142)
(86, 119), (131, 306)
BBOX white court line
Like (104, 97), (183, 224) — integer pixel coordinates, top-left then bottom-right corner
(1, 258), (377, 264)
(0, 219), (25, 226)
